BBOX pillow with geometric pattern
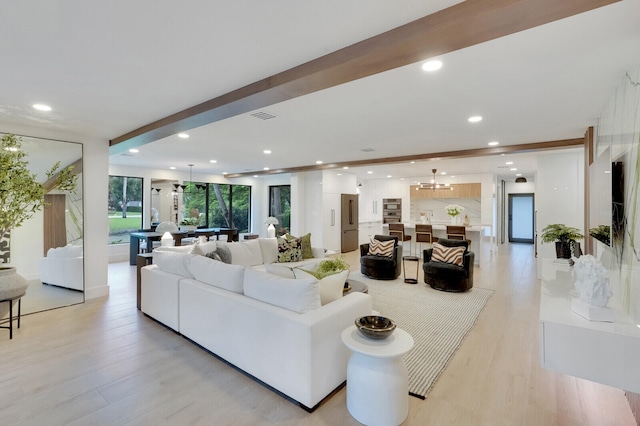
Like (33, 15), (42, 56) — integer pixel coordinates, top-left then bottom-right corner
(277, 236), (303, 262)
(367, 238), (394, 258)
(431, 243), (465, 266)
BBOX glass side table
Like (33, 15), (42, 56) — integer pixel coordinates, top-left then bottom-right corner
(403, 256), (419, 284)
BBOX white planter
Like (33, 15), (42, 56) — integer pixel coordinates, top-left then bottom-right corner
(0, 267), (28, 319)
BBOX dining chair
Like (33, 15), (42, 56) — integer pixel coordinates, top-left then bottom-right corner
(446, 225), (470, 248)
(415, 224), (438, 258)
(388, 223), (411, 255)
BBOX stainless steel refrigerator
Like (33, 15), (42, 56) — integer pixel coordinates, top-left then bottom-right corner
(341, 194), (359, 252)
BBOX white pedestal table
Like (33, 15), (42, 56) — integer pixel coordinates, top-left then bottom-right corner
(341, 325), (414, 426)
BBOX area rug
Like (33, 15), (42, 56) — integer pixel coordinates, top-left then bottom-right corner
(349, 272), (493, 399)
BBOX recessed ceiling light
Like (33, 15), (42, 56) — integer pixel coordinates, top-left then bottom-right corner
(488, 141), (499, 146)
(177, 133), (189, 139)
(505, 161), (513, 165)
(604, 170), (611, 174)
(386, 175), (392, 178)
(263, 167), (270, 171)
(253, 175), (259, 178)
(263, 150), (272, 154)
(316, 160), (323, 164)
(33, 104), (52, 111)
(337, 173), (342, 176)
(222, 172), (228, 175)
(410, 161), (416, 164)
(367, 171), (373, 174)
(169, 166), (176, 170)
(510, 168), (517, 171)
(209, 159), (217, 164)
(451, 176), (456, 178)
(128, 148), (139, 153)
(516, 173), (522, 177)
(440, 172), (446, 175)
(343, 166), (349, 170)
(468, 116), (483, 123)
(421, 60), (443, 72)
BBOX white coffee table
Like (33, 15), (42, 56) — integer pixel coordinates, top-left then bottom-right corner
(341, 325), (414, 426)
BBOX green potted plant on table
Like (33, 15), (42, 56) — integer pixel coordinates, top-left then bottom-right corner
(179, 216), (199, 232)
(540, 224), (584, 259)
(0, 134), (77, 319)
(589, 225), (611, 246)
(299, 256), (350, 305)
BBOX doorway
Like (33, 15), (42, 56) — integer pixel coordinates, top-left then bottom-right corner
(508, 193), (534, 244)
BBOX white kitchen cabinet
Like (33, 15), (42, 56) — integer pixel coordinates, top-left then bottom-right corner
(322, 193), (342, 252)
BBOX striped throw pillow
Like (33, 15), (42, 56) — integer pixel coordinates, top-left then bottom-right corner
(368, 238), (394, 257)
(431, 243), (465, 266)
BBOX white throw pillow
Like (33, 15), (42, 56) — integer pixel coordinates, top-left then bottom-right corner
(186, 254), (245, 293)
(153, 251), (194, 278)
(226, 239), (264, 266)
(258, 238), (278, 264)
(243, 268), (321, 314)
(264, 263), (295, 279)
(191, 240), (217, 256)
(294, 269), (347, 305)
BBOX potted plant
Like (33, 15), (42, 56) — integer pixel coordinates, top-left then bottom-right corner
(306, 256), (350, 280)
(589, 225), (610, 246)
(179, 217), (199, 232)
(299, 256), (350, 305)
(540, 224), (584, 259)
(0, 134), (77, 319)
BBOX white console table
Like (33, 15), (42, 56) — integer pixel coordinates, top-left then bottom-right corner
(539, 258), (640, 393)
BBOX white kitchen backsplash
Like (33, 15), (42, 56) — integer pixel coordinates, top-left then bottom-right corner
(410, 198), (481, 224)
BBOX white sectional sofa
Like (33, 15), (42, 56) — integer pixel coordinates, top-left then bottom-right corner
(38, 244), (84, 291)
(141, 238), (372, 410)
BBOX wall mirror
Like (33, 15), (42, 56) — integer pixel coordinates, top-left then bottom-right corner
(2, 133), (84, 314)
(150, 179), (179, 225)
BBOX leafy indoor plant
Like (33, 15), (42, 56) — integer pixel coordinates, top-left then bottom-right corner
(540, 224), (584, 259)
(303, 256), (350, 280)
(0, 133), (77, 319)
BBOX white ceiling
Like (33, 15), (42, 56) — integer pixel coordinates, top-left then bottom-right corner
(1, 1), (639, 183)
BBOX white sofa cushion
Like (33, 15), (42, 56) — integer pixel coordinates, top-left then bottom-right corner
(258, 238), (278, 264)
(153, 251), (194, 278)
(264, 263), (295, 279)
(225, 239), (264, 266)
(46, 244), (83, 258)
(187, 255), (245, 293)
(154, 245), (196, 254)
(243, 268), (320, 313)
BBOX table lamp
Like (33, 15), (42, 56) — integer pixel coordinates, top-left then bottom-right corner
(265, 217), (279, 238)
(161, 231), (174, 246)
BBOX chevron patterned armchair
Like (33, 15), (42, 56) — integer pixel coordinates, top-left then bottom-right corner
(423, 238), (474, 292)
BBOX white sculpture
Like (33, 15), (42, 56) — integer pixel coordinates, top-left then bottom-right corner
(573, 254), (612, 307)
(571, 254), (614, 322)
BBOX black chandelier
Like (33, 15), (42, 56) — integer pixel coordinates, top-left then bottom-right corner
(173, 164), (206, 194)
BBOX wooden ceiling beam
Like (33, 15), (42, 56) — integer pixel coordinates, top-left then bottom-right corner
(110, 0), (620, 153)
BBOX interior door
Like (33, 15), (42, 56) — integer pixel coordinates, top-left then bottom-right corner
(508, 193), (534, 244)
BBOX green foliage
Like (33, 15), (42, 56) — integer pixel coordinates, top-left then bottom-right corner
(0, 134), (77, 237)
(589, 225), (610, 246)
(180, 217), (199, 226)
(540, 224), (584, 244)
(303, 256), (350, 280)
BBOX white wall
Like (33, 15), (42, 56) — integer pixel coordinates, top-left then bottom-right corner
(535, 150), (584, 277)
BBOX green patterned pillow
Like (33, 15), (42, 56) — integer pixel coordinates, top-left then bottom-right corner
(277, 236), (303, 263)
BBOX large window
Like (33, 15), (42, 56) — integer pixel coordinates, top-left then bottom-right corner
(108, 175), (143, 244)
(269, 185), (291, 236)
(182, 183), (251, 233)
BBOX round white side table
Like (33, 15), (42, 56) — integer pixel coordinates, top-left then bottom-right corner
(341, 325), (414, 426)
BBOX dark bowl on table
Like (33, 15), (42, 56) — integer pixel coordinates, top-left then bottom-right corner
(355, 316), (396, 340)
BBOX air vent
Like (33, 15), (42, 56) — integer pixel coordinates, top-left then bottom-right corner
(497, 165), (510, 169)
(361, 148), (375, 152)
(250, 111), (276, 120)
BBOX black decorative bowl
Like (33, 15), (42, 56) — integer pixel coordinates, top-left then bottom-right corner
(355, 316), (396, 340)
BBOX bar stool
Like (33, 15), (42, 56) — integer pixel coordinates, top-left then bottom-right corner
(446, 225), (471, 248)
(389, 223), (411, 255)
(415, 224), (438, 258)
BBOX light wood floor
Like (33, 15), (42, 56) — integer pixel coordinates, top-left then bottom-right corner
(0, 242), (635, 425)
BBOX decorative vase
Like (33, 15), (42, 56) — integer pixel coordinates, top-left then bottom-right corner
(0, 267), (28, 319)
(420, 216), (426, 224)
(555, 242), (572, 259)
(450, 215), (457, 225)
